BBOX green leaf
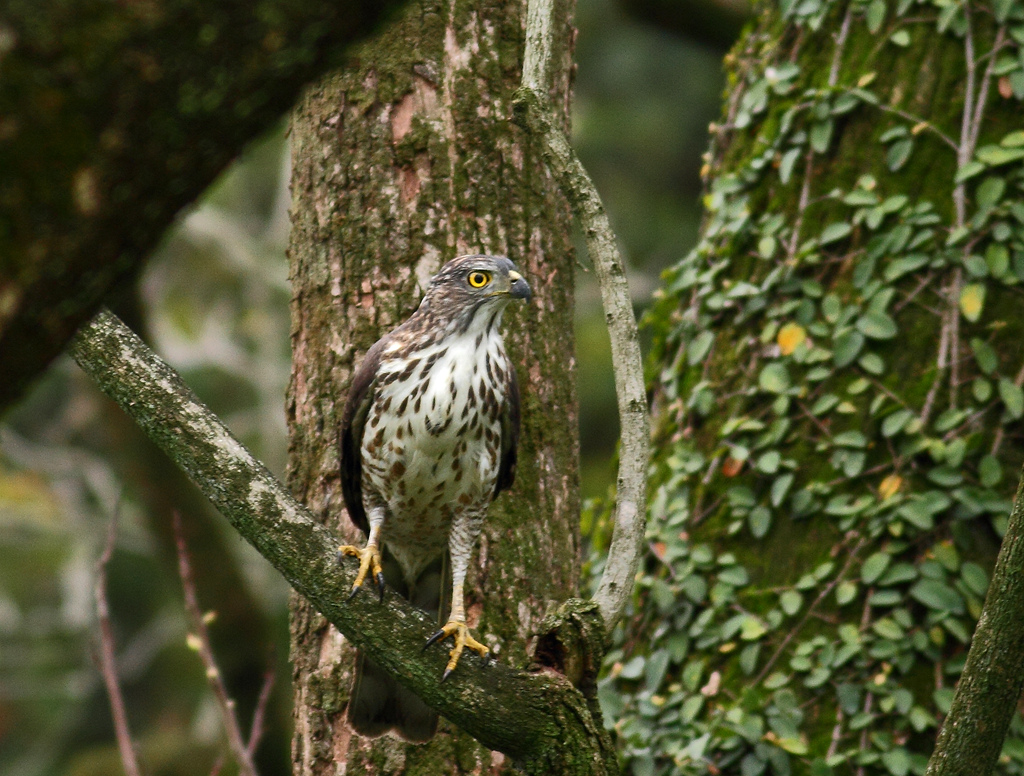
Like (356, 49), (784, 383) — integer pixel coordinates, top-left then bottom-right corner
(882, 408), (913, 437)
(861, 552), (891, 584)
(976, 176), (1007, 210)
(759, 362), (792, 394)
(976, 145), (1024, 166)
(858, 352), (884, 374)
(757, 451), (781, 474)
(882, 747), (911, 776)
(749, 506), (772, 538)
(688, 330), (715, 365)
(887, 137), (913, 170)
(780, 589), (803, 615)
(856, 311), (898, 339)
(979, 455), (1002, 487)
(820, 221), (852, 245)
(835, 580), (857, 605)
(833, 430), (867, 447)
(866, 0), (886, 31)
(620, 655), (645, 679)
(999, 377), (1024, 418)
(843, 189), (879, 206)
(873, 617), (904, 640)
(779, 147), (801, 184)
(889, 29), (910, 46)
(719, 565), (749, 586)
(741, 615), (767, 641)
(971, 338), (998, 374)
(771, 473), (794, 507)
(884, 254), (929, 281)
(1001, 130), (1024, 147)
(955, 160), (985, 183)
(833, 330), (865, 367)
(811, 119), (834, 153)
(909, 579), (964, 614)
(986, 244), (1010, 278)
(961, 562), (989, 596)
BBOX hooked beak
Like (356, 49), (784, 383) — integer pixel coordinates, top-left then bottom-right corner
(508, 270), (532, 302)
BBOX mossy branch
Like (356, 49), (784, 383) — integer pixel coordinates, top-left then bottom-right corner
(0, 0), (405, 414)
(924, 465), (1024, 776)
(69, 308), (618, 775)
(514, 0), (651, 635)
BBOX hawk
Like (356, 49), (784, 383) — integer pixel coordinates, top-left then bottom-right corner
(338, 254), (531, 740)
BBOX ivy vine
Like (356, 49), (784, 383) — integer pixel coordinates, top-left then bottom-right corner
(595, 0), (1024, 774)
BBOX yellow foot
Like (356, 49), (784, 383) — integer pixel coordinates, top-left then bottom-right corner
(423, 619), (490, 681)
(336, 544), (385, 602)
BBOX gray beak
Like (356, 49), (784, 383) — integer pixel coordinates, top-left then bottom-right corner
(508, 270), (532, 302)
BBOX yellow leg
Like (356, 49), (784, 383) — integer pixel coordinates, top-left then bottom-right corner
(422, 583), (490, 680)
(337, 543), (385, 602)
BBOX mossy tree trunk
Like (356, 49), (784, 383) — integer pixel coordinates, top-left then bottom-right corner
(610, 1), (1024, 773)
(286, 1), (579, 773)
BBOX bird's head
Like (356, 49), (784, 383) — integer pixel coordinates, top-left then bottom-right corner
(423, 254), (532, 334)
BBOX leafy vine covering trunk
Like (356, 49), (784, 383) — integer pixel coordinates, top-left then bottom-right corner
(607, 0), (1024, 773)
(286, 1), (579, 773)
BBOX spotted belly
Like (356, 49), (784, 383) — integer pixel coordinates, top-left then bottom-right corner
(359, 334), (507, 564)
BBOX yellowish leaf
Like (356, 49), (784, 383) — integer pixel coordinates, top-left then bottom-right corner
(858, 72), (877, 87)
(960, 284), (985, 322)
(776, 322), (807, 355)
(878, 474), (903, 500)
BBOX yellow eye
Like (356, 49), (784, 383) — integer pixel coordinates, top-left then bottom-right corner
(467, 271), (491, 288)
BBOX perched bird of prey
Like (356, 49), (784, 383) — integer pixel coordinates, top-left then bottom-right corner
(338, 254), (531, 740)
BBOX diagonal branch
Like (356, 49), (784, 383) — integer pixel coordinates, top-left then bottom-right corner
(514, 0), (651, 634)
(69, 308), (617, 776)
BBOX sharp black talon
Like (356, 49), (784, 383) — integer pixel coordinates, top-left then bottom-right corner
(335, 550), (344, 565)
(441, 667), (454, 682)
(482, 653), (492, 667)
(423, 629), (446, 651)
(375, 572), (386, 602)
(347, 585), (361, 601)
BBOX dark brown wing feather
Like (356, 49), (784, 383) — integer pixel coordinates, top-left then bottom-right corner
(339, 336), (389, 535)
(493, 358), (520, 499)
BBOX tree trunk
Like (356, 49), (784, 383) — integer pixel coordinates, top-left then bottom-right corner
(286, 1), (580, 773)
(615, 1), (1024, 773)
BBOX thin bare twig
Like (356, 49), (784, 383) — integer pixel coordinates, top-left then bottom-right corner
(94, 507), (143, 776)
(173, 512), (259, 776)
(515, 0), (650, 633)
(246, 669), (277, 759)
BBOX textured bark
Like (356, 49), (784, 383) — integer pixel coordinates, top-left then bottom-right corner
(926, 465), (1024, 775)
(285, 1), (581, 773)
(0, 0), (404, 413)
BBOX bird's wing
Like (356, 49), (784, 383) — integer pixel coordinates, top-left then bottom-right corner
(339, 336), (389, 535)
(493, 357), (520, 498)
